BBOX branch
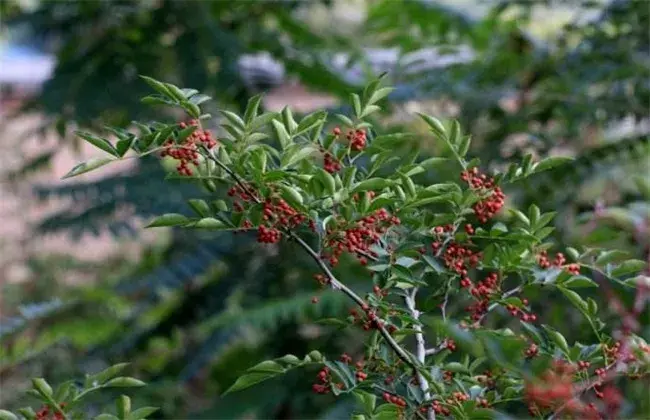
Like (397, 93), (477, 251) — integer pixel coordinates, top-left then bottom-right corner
(405, 288), (435, 420)
(289, 232), (418, 370)
(425, 341), (448, 356)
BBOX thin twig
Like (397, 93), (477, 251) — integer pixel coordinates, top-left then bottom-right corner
(289, 232), (417, 370)
(404, 288), (435, 420)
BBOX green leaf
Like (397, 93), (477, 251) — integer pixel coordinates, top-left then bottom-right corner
(399, 173), (416, 198)
(244, 94), (263, 124)
(117, 395), (131, 418)
(272, 119), (291, 150)
(104, 377), (146, 388)
(420, 157), (448, 168)
(164, 83), (186, 101)
(0, 410), (18, 420)
(353, 390), (377, 415)
(139, 75), (171, 97)
(146, 214), (189, 228)
(188, 199), (211, 217)
(611, 260), (647, 277)
(281, 107), (298, 133)
(558, 287), (589, 312)
(351, 93), (362, 117)
(543, 326), (569, 355)
(220, 110), (246, 131)
(458, 135), (471, 156)
(563, 275), (598, 289)
(193, 218), (227, 229)
(115, 135), (136, 157)
(95, 415), (120, 420)
(77, 131), (119, 157)
(296, 110), (327, 135)
(368, 87), (394, 105)
(249, 360), (285, 373)
(373, 403), (400, 420)
(62, 158), (115, 179)
(351, 178), (393, 193)
(316, 169), (336, 196)
(417, 113), (446, 137)
(509, 209), (530, 226)
(126, 407), (159, 420)
(279, 184), (304, 207)
(596, 250), (630, 265)
(445, 362), (469, 373)
(31, 378), (53, 397)
(533, 156), (573, 173)
(90, 363), (130, 385)
(189, 94), (211, 105)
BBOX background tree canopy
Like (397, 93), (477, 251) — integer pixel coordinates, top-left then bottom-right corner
(0, 0), (648, 418)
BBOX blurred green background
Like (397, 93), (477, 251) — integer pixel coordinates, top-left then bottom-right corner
(0, 0), (648, 418)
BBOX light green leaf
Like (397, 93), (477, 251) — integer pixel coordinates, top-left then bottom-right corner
(62, 158), (116, 179)
(146, 214), (189, 228)
(533, 156), (573, 173)
(126, 407), (159, 420)
(351, 178), (393, 193)
(104, 377), (146, 388)
(0, 410), (18, 420)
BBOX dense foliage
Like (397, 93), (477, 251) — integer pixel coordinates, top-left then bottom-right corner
(6, 75), (649, 419)
(1, 1), (648, 419)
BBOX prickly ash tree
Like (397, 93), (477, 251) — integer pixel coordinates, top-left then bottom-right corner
(60, 76), (649, 420)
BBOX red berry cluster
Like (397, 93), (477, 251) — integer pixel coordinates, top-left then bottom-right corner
(477, 398), (490, 408)
(430, 401), (451, 416)
(160, 119), (218, 176)
(465, 272), (500, 321)
(577, 360), (591, 371)
(324, 208), (400, 267)
(348, 129), (367, 151)
(384, 392), (407, 408)
(36, 404), (66, 420)
(373, 285), (388, 298)
(312, 366), (331, 394)
(525, 361), (603, 419)
(525, 343), (539, 359)
(537, 251), (580, 275)
(257, 198), (306, 244)
(505, 301), (537, 323)
(323, 152), (341, 174)
(313, 273), (330, 287)
(451, 392), (470, 403)
(443, 370), (454, 381)
(228, 184), (260, 205)
(461, 167), (505, 223)
(433, 239), (481, 276)
(446, 339), (457, 351)
(477, 370), (496, 388)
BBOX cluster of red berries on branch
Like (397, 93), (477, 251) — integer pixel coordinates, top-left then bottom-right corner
(525, 361), (603, 420)
(36, 404), (66, 420)
(383, 392), (407, 408)
(431, 238), (481, 276)
(525, 343), (539, 359)
(430, 400), (451, 416)
(461, 167), (505, 223)
(537, 251), (581, 275)
(332, 127), (368, 152)
(257, 198), (307, 244)
(477, 370), (496, 388)
(228, 184), (307, 244)
(160, 119), (218, 176)
(323, 208), (400, 267)
(323, 151), (341, 174)
(312, 366), (333, 394)
(505, 298), (538, 323)
(348, 304), (396, 333)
